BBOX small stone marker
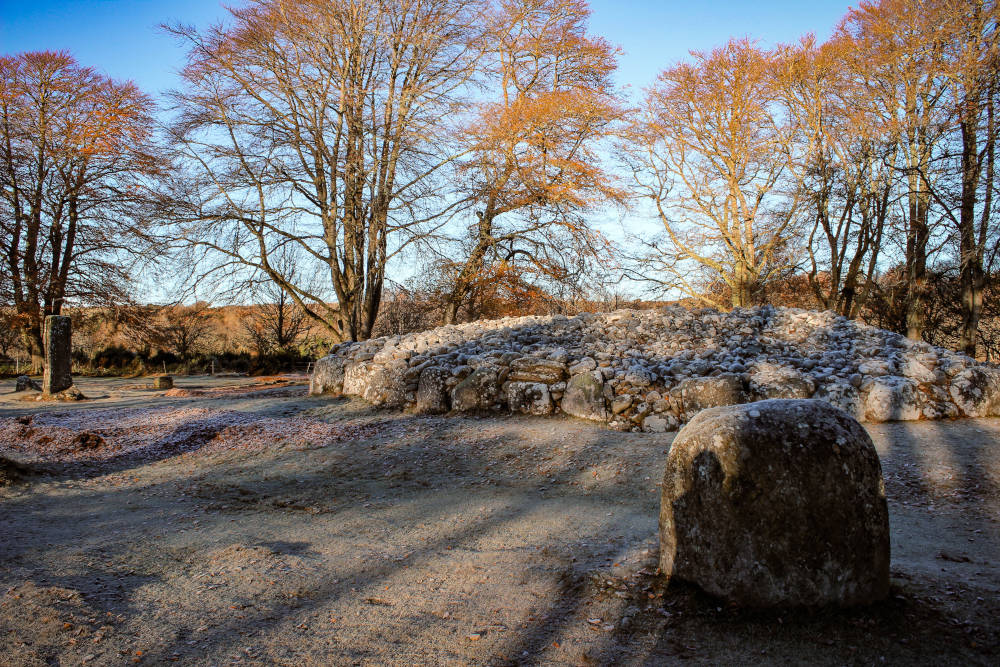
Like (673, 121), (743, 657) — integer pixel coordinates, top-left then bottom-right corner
(153, 375), (174, 390)
(43, 315), (73, 395)
(660, 399), (889, 607)
(15, 375), (41, 392)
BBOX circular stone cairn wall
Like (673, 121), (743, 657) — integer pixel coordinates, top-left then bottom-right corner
(309, 305), (1000, 430)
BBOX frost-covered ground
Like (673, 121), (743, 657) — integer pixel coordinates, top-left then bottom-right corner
(1, 384), (998, 665)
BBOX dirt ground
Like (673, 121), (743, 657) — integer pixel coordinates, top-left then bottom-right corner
(1, 375), (998, 666)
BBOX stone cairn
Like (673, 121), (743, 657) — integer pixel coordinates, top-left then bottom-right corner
(310, 305), (1000, 428)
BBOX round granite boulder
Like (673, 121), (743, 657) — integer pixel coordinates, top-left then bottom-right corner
(659, 399), (889, 607)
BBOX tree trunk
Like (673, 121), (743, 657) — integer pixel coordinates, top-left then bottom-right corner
(905, 192), (930, 341)
(21, 320), (43, 373)
(958, 109), (983, 357)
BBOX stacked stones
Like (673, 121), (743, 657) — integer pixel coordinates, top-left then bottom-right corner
(310, 305), (1000, 428)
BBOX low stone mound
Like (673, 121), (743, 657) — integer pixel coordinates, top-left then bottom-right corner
(659, 399), (889, 607)
(310, 306), (1000, 430)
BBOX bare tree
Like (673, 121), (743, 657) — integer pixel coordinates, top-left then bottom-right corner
(0, 51), (161, 370)
(437, 0), (624, 324)
(163, 0), (483, 342)
(839, 0), (956, 340)
(242, 286), (310, 356)
(927, 0), (999, 355)
(774, 37), (897, 318)
(624, 39), (803, 308)
(156, 302), (214, 361)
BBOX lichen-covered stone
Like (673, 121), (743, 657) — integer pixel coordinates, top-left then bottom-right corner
(949, 367), (1000, 417)
(561, 372), (607, 421)
(861, 376), (920, 423)
(669, 374), (746, 421)
(362, 361), (408, 407)
(506, 381), (553, 415)
(451, 367), (500, 412)
(660, 399), (889, 607)
(748, 362), (816, 400)
(415, 366), (451, 414)
(309, 355), (347, 395)
(813, 381), (862, 420)
(43, 315), (73, 395)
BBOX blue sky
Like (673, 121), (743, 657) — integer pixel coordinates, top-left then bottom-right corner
(1, 0), (852, 98)
(0, 0), (855, 298)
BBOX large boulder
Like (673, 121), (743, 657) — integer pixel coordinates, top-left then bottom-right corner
(949, 366), (1000, 417)
(660, 399), (889, 607)
(415, 366), (451, 414)
(342, 361), (407, 406)
(506, 381), (554, 415)
(451, 367), (501, 412)
(748, 362), (816, 400)
(669, 374), (747, 422)
(309, 355), (347, 395)
(560, 372), (607, 421)
(860, 376), (920, 423)
(361, 361), (408, 407)
(813, 381), (863, 421)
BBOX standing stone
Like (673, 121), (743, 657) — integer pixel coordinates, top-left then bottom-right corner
(660, 399), (889, 607)
(43, 315), (73, 395)
(153, 375), (174, 390)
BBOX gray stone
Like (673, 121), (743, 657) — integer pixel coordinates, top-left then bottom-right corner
(43, 315), (73, 395)
(506, 381), (553, 415)
(861, 376), (920, 423)
(568, 357), (597, 375)
(669, 374), (746, 422)
(643, 415), (670, 433)
(660, 399), (889, 607)
(748, 362), (816, 400)
(949, 367), (1000, 418)
(309, 355), (347, 395)
(610, 395), (633, 415)
(561, 372), (607, 421)
(362, 362), (408, 407)
(451, 367), (500, 412)
(15, 375), (41, 392)
(415, 366), (451, 414)
(508, 357), (566, 384)
(813, 381), (862, 421)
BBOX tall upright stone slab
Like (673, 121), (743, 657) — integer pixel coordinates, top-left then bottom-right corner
(43, 315), (73, 395)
